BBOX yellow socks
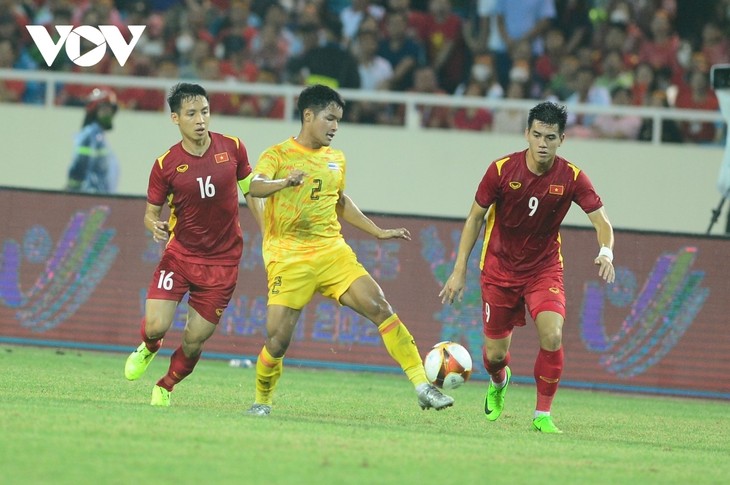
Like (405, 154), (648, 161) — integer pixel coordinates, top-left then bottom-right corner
(378, 314), (428, 387)
(254, 346), (283, 405)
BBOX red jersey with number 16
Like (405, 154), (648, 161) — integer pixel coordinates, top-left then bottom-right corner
(475, 150), (602, 284)
(147, 132), (252, 265)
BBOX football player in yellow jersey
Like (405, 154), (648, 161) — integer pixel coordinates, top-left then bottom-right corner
(245, 84), (453, 416)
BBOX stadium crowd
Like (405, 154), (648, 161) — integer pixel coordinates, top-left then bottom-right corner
(1, 0), (728, 143)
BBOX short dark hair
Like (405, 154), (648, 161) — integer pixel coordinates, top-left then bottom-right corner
(167, 83), (208, 114)
(527, 101), (568, 134)
(297, 84), (345, 123)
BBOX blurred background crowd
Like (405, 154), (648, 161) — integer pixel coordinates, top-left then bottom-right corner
(1, 0), (728, 143)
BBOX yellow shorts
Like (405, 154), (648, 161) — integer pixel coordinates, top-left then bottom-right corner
(265, 240), (369, 309)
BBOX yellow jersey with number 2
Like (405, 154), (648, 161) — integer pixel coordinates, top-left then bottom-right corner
(254, 137), (347, 264)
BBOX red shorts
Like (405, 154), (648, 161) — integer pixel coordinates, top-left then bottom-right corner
(146, 251), (238, 324)
(480, 271), (566, 339)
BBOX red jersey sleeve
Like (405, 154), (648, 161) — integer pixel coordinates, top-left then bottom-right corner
(475, 160), (502, 208)
(233, 136), (252, 181)
(573, 169), (603, 214)
(147, 151), (171, 206)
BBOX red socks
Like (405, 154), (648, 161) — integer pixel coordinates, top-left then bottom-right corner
(140, 318), (162, 353)
(157, 346), (200, 392)
(483, 347), (511, 384)
(534, 347), (564, 412)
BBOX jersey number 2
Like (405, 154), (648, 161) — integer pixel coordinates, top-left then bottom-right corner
(310, 178), (322, 200)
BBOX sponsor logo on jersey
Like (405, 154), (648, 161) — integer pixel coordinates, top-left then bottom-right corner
(216, 308), (224, 317)
(509, 181), (521, 190)
(549, 184), (564, 195)
(549, 287), (560, 294)
(215, 152), (229, 163)
(176, 164), (189, 173)
(327, 162), (339, 170)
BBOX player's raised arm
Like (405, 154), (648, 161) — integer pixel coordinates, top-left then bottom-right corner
(336, 192), (411, 240)
(587, 206), (615, 283)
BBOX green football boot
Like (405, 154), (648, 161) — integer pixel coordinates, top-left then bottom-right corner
(484, 366), (511, 421)
(532, 415), (563, 434)
(124, 342), (160, 381)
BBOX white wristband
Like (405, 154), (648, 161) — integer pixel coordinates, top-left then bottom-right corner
(598, 246), (614, 262)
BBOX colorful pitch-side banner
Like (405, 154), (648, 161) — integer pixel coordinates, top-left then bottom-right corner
(1, 188), (728, 399)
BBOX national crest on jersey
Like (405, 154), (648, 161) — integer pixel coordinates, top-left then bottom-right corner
(254, 137), (346, 264)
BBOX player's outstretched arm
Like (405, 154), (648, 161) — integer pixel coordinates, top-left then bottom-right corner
(336, 193), (411, 240)
(587, 207), (615, 284)
(439, 201), (488, 304)
(249, 171), (306, 198)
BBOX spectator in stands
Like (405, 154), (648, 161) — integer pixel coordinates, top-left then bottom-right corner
(260, 2), (301, 58)
(215, 0), (259, 48)
(238, 67), (286, 119)
(675, 68), (721, 144)
(637, 89), (684, 144)
(595, 49), (634, 93)
(377, 10), (425, 91)
(564, 67), (611, 136)
(355, 28), (394, 91)
(454, 53), (503, 99)
(110, 55), (167, 112)
(286, 18), (360, 88)
(135, 13), (167, 59)
(177, 38), (210, 79)
(545, 53), (578, 100)
(700, 21), (730, 66)
(508, 39), (536, 96)
(638, 9), (684, 85)
(409, 65), (451, 128)
(71, 0), (125, 31)
(492, 0), (556, 90)
(340, 0), (385, 49)
(600, 21), (635, 68)
(66, 88), (120, 193)
(249, 2), (298, 79)
(534, 28), (566, 90)
(593, 86), (642, 140)
(386, 0), (429, 40)
(417, 0), (467, 94)
(450, 81), (493, 132)
(492, 80), (527, 134)
(553, 0), (592, 54)
(348, 27), (393, 124)
(631, 62), (656, 106)
(0, 39), (24, 102)
(219, 33), (259, 83)
(474, 0), (506, 76)
(250, 22), (290, 76)
(199, 57), (244, 116)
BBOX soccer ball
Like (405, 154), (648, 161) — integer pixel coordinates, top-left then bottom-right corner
(424, 341), (473, 390)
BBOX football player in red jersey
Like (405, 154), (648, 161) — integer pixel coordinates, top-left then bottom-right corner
(440, 101), (615, 433)
(124, 83), (263, 406)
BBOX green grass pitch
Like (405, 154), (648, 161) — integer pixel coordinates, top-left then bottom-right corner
(1, 345), (727, 484)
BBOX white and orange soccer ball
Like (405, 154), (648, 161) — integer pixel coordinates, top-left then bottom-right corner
(423, 341), (473, 390)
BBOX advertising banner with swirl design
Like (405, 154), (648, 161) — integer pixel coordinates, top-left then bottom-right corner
(1, 188), (728, 399)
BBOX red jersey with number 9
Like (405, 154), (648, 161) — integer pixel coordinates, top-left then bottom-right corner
(147, 132), (252, 265)
(475, 150), (602, 283)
